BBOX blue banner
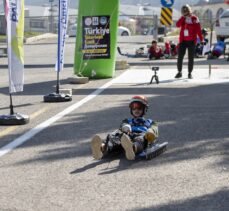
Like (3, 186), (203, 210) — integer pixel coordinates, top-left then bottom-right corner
(56, 0), (69, 72)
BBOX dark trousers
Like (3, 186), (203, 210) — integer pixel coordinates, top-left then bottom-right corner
(177, 41), (195, 73)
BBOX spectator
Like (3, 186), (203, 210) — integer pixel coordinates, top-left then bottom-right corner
(148, 40), (164, 60)
(208, 39), (226, 59)
(195, 28), (209, 57)
(164, 41), (171, 59)
(175, 4), (203, 79)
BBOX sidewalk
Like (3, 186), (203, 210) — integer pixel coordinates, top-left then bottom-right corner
(114, 67), (229, 86)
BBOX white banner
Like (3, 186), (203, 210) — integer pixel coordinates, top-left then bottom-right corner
(56, 0), (69, 72)
(6, 0), (25, 93)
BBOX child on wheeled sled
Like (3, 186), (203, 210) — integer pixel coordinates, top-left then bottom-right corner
(91, 95), (159, 160)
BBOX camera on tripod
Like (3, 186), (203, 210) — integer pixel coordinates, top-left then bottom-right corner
(150, 66), (159, 84)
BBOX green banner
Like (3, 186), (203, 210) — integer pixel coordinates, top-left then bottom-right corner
(74, 0), (119, 78)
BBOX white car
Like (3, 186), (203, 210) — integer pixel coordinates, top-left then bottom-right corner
(215, 9), (229, 40)
(68, 24), (131, 37)
(68, 24), (77, 37)
(118, 26), (131, 36)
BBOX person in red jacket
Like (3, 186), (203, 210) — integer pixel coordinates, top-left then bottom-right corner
(148, 40), (164, 60)
(175, 4), (203, 79)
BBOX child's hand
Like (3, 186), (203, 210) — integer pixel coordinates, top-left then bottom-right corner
(144, 129), (156, 143)
(121, 124), (132, 134)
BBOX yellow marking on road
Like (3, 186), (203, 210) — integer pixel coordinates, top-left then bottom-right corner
(0, 107), (48, 139)
(30, 107), (48, 119)
(0, 126), (18, 138)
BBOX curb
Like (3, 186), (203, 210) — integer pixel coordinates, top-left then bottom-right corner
(68, 76), (89, 84)
(24, 33), (58, 44)
(115, 60), (130, 70)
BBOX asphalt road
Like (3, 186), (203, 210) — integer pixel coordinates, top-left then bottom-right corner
(0, 36), (228, 211)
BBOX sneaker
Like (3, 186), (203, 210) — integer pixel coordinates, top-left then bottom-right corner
(91, 135), (103, 160)
(188, 73), (193, 79)
(121, 134), (135, 160)
(175, 72), (182, 78)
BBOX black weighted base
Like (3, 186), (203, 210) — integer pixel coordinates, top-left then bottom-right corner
(0, 113), (30, 125)
(43, 93), (72, 103)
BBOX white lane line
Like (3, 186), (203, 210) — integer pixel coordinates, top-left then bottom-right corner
(0, 78), (118, 157)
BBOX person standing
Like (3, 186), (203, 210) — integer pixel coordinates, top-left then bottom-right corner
(175, 5), (203, 79)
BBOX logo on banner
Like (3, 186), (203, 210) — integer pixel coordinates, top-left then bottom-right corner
(92, 17), (99, 26)
(100, 16), (107, 25)
(11, 2), (18, 22)
(85, 17), (92, 26)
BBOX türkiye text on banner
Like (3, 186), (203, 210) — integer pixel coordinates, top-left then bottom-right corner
(55, 0), (69, 72)
(6, 0), (25, 93)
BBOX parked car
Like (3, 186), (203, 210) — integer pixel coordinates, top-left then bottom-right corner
(118, 26), (131, 36)
(143, 27), (166, 36)
(215, 9), (229, 40)
(68, 24), (131, 37)
(68, 24), (77, 37)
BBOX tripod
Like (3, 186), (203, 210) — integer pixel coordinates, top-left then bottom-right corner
(150, 66), (159, 84)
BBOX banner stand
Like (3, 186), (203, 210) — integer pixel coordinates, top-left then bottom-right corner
(44, 0), (72, 103)
(0, 94), (29, 125)
(0, 0), (29, 125)
(44, 71), (72, 103)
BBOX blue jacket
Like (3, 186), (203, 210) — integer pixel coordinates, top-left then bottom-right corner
(121, 117), (155, 133)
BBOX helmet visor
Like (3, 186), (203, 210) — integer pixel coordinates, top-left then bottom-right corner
(130, 102), (144, 110)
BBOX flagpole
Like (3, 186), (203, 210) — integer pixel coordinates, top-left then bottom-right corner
(9, 93), (14, 115)
(56, 71), (60, 94)
(44, 0), (72, 103)
(56, 0), (61, 94)
(5, 0), (15, 116)
(3, 0), (14, 115)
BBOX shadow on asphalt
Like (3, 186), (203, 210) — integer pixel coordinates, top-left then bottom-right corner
(0, 103), (33, 111)
(132, 188), (229, 211)
(0, 63), (73, 69)
(0, 78), (71, 96)
(5, 82), (229, 174)
(70, 152), (148, 175)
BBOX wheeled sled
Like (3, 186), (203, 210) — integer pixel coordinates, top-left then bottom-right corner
(137, 141), (168, 160)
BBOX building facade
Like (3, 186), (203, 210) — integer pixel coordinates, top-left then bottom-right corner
(193, 0), (229, 21)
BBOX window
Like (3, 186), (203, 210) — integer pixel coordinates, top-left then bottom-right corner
(216, 8), (224, 18)
(221, 9), (229, 18)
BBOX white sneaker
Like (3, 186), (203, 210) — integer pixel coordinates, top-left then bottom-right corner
(121, 134), (135, 160)
(91, 135), (103, 160)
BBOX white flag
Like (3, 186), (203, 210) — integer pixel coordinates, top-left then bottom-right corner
(56, 0), (69, 72)
(6, 0), (25, 93)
